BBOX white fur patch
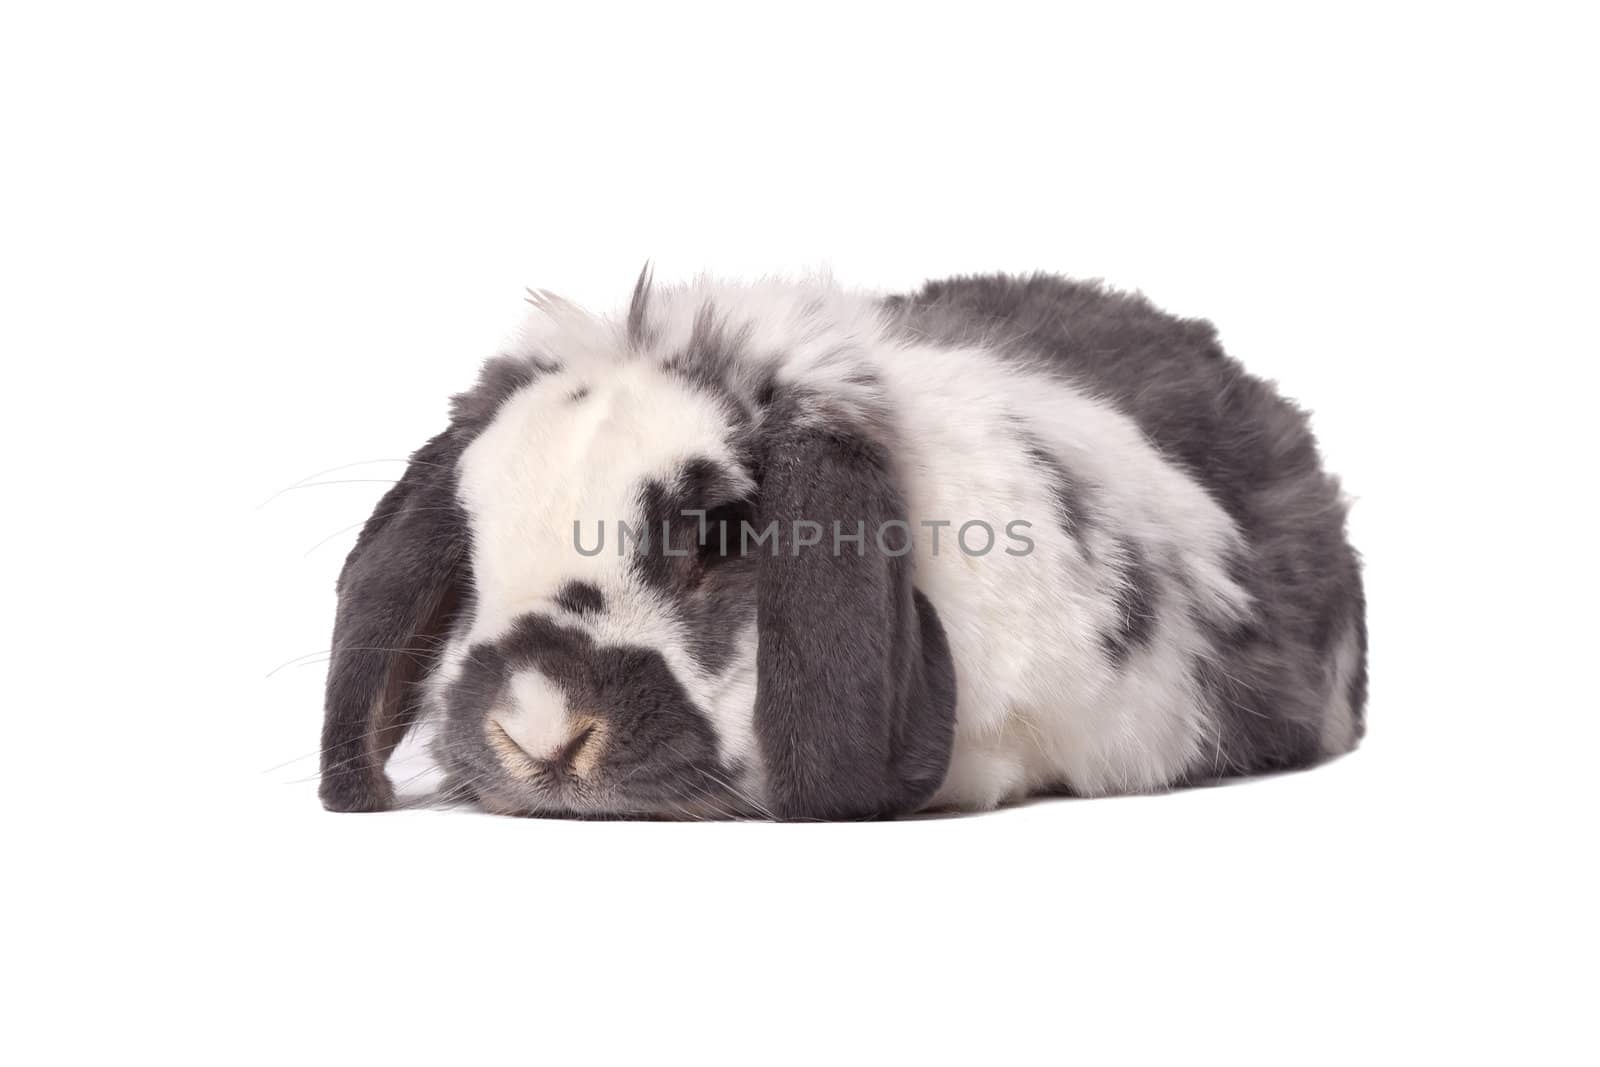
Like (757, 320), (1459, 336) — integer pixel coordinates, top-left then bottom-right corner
(457, 360), (740, 637)
(493, 671), (574, 761)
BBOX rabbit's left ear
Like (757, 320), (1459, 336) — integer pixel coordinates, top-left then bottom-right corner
(752, 394), (957, 820)
(318, 430), (469, 812)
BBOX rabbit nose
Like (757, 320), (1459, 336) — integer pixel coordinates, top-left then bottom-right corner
(489, 671), (608, 777)
(489, 713), (607, 778)
(553, 719), (604, 775)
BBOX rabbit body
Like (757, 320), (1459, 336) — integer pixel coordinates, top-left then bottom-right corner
(319, 272), (1365, 818)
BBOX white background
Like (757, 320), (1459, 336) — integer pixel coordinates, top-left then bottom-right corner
(4, 2), (1596, 1063)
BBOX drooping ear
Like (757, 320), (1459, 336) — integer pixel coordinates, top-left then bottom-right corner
(752, 395), (957, 820)
(319, 430), (469, 812)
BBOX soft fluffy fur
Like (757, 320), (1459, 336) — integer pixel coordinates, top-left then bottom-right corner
(318, 270), (1365, 819)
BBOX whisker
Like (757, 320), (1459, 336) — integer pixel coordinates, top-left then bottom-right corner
(301, 519), (371, 558)
(264, 642), (448, 678)
(256, 457), (460, 510)
(390, 759), (447, 793)
(260, 745), (338, 774)
(652, 737), (771, 821)
(255, 478), (403, 510)
(301, 506), (468, 558)
(693, 762), (774, 821)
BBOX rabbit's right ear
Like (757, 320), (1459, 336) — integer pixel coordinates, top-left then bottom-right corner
(751, 390), (958, 820)
(318, 430), (469, 812)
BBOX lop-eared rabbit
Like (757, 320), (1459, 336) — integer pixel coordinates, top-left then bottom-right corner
(319, 271), (1366, 819)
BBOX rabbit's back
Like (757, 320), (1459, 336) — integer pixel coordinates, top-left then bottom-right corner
(882, 275), (1366, 801)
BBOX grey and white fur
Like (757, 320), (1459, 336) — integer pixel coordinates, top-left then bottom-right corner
(318, 270), (1366, 819)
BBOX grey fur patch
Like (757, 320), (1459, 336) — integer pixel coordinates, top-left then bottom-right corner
(661, 302), (758, 420)
(1345, 585), (1369, 743)
(1104, 537), (1159, 665)
(1015, 428), (1095, 545)
(752, 368), (778, 408)
(554, 580), (605, 615)
(449, 354), (558, 428)
(629, 458), (760, 676)
(626, 261), (656, 348)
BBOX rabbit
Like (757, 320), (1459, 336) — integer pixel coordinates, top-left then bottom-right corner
(318, 269), (1367, 819)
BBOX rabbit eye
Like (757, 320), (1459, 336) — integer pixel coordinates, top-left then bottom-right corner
(697, 499), (757, 568)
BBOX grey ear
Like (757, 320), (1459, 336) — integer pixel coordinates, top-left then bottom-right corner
(318, 431), (469, 812)
(753, 398), (957, 819)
